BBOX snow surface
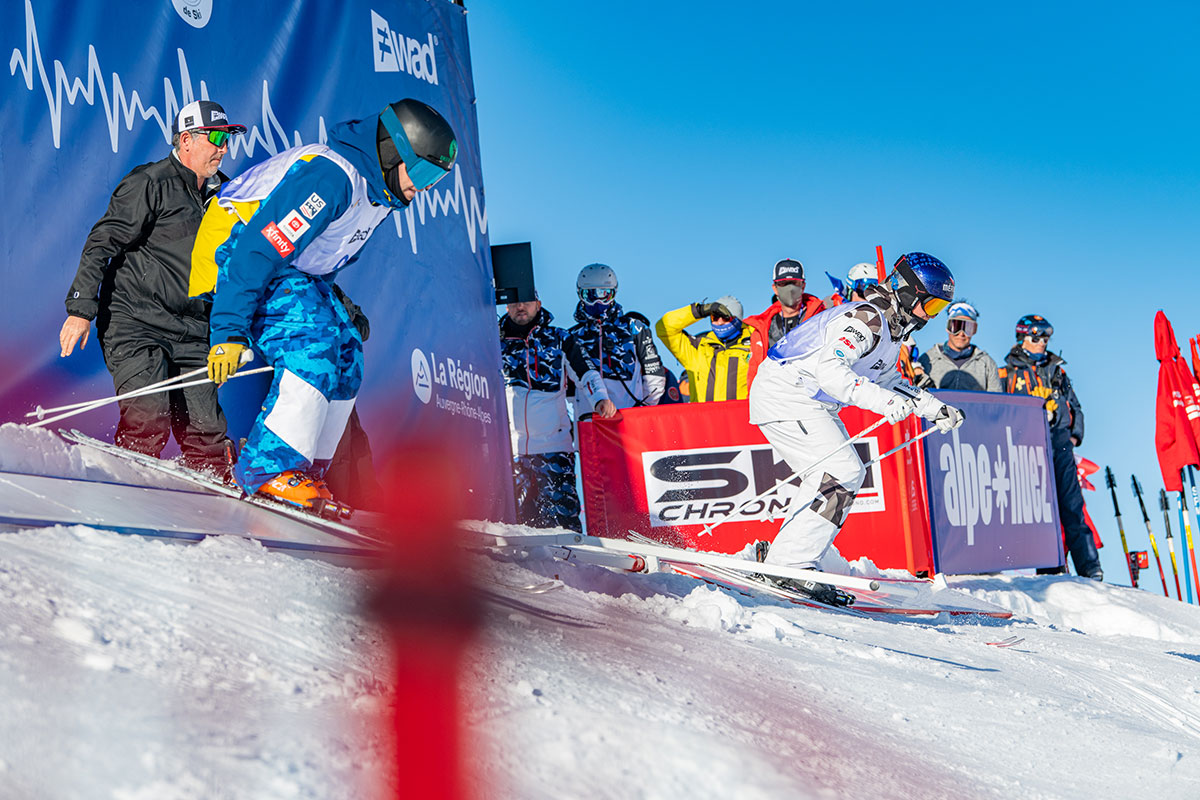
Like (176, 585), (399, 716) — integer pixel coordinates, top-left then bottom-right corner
(4, 424), (1200, 798)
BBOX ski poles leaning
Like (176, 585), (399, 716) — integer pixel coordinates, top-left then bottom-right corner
(26, 351), (267, 430)
(1159, 488), (1185, 602)
(1182, 468), (1200, 605)
(1130, 475), (1170, 598)
(1104, 467), (1137, 588)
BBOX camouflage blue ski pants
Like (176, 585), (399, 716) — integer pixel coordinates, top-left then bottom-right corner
(513, 451), (582, 532)
(235, 273), (363, 493)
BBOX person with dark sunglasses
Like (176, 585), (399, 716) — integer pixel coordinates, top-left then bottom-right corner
(916, 300), (1001, 392)
(59, 100), (247, 479)
(1000, 314), (1102, 580)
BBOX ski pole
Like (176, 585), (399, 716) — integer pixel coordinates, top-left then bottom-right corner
(1104, 467), (1136, 587)
(1178, 472), (1196, 604)
(698, 416), (889, 537)
(1131, 475), (1169, 597)
(1187, 467), (1200, 604)
(1159, 488), (1183, 601)
(862, 424), (939, 469)
(26, 366), (209, 418)
(29, 357), (267, 430)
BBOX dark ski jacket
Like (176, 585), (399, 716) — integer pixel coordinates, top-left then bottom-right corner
(1002, 345), (1084, 443)
(66, 152), (226, 341)
(567, 301), (667, 414)
(500, 308), (608, 455)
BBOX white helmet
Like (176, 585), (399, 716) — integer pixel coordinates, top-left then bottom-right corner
(577, 263), (618, 292)
(847, 263), (875, 282)
(713, 295), (744, 320)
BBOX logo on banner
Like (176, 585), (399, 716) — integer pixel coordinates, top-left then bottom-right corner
(261, 222), (294, 258)
(371, 9), (440, 85)
(411, 349), (432, 404)
(641, 441), (883, 528)
(172, 0), (212, 28)
(936, 426), (1054, 546)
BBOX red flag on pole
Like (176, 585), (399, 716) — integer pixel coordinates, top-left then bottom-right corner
(1075, 454), (1104, 548)
(1154, 311), (1200, 491)
(1191, 336), (1200, 384)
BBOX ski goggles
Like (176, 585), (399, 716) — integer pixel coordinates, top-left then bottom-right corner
(193, 128), (239, 147)
(948, 318), (977, 336)
(1025, 334), (1051, 343)
(922, 295), (952, 316)
(380, 105), (452, 190)
(580, 287), (616, 304)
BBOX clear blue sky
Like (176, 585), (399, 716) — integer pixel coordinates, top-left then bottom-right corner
(466, 1), (1200, 586)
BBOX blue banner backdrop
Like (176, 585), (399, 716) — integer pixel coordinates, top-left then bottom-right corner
(2, 0), (513, 521)
(921, 391), (1065, 573)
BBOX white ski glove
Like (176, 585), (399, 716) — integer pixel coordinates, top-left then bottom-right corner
(880, 394), (916, 424)
(932, 403), (965, 433)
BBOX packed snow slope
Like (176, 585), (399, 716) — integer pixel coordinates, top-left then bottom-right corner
(3, 424), (1200, 798)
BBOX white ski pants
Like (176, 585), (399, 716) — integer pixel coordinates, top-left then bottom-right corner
(757, 408), (866, 570)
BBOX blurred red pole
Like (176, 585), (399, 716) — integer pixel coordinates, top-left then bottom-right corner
(875, 245), (886, 284)
(369, 440), (480, 800)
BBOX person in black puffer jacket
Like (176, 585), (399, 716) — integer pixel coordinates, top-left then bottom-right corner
(501, 297), (614, 531)
(565, 263), (666, 418)
(1001, 314), (1102, 580)
(59, 101), (246, 477)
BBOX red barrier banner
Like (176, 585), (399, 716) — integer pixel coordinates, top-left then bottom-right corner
(578, 400), (934, 574)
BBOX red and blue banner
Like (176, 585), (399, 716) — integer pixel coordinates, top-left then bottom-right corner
(2, 0), (512, 520)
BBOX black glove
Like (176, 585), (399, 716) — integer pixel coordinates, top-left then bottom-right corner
(691, 301), (730, 319)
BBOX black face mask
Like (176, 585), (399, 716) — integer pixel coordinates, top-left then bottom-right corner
(383, 164), (411, 207)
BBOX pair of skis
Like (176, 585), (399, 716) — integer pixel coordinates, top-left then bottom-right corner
(469, 527), (1013, 619)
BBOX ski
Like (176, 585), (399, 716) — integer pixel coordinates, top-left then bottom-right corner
(467, 527), (1013, 619)
(60, 429), (388, 549)
(985, 635), (1026, 648)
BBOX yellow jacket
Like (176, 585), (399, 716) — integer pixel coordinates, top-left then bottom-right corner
(655, 305), (753, 402)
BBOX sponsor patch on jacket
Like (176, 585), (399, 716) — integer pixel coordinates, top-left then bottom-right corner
(300, 192), (326, 219)
(261, 222), (295, 257)
(839, 337), (856, 350)
(843, 326), (866, 343)
(279, 210), (310, 242)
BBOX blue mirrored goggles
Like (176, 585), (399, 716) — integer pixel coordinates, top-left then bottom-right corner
(580, 287), (616, 304)
(380, 106), (451, 190)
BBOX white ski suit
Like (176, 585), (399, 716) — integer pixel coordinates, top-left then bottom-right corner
(748, 300), (945, 569)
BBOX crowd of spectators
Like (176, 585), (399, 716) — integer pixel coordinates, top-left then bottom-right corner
(498, 257), (1101, 580)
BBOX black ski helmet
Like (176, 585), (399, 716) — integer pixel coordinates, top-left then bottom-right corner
(1015, 314), (1053, 341)
(377, 99), (457, 202)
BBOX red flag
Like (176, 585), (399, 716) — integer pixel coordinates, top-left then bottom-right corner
(1075, 455), (1100, 493)
(1073, 454), (1103, 548)
(1154, 311), (1200, 491)
(1191, 336), (1200, 385)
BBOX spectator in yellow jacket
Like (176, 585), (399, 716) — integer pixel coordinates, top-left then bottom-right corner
(655, 296), (752, 402)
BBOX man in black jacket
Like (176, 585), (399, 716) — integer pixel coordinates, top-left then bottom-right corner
(59, 100), (246, 476)
(1002, 314), (1103, 580)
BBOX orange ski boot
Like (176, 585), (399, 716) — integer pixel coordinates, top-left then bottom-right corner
(258, 471), (353, 520)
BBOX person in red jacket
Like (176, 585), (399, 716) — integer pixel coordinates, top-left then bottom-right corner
(744, 258), (825, 387)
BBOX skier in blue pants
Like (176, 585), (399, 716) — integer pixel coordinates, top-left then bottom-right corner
(191, 99), (457, 512)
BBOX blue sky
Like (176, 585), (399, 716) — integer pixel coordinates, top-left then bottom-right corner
(467, 2), (1200, 585)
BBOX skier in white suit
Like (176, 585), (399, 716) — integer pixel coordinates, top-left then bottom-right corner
(748, 252), (965, 605)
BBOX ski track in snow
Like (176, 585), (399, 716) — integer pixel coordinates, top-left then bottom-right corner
(4, 424), (1200, 798)
(464, 538), (1200, 800)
